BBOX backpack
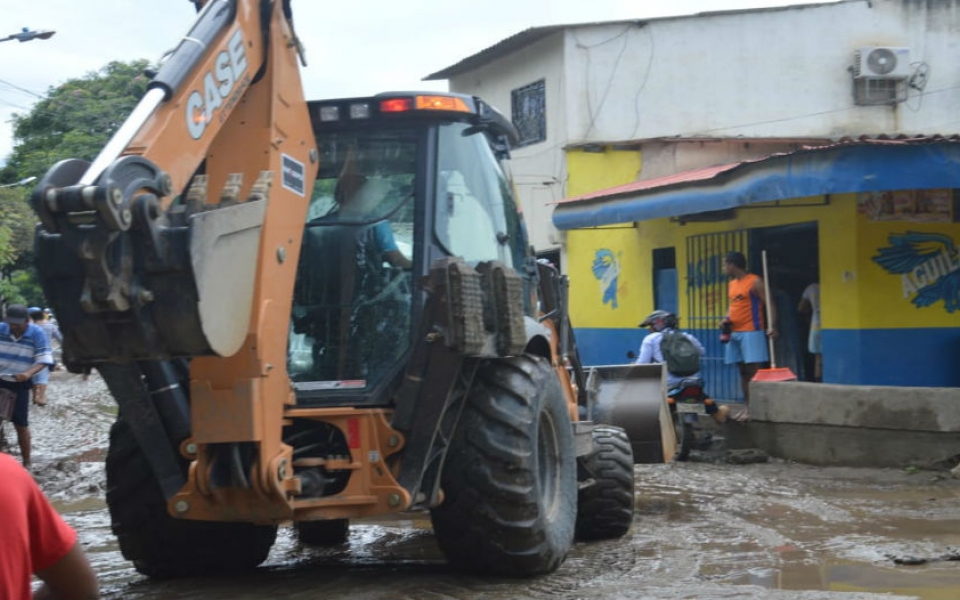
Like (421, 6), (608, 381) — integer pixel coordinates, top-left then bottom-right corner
(660, 331), (700, 376)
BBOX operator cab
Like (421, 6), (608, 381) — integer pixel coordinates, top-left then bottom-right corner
(290, 92), (530, 405)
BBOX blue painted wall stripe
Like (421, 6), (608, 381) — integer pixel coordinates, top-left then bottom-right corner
(576, 326), (960, 390)
(822, 328), (960, 387)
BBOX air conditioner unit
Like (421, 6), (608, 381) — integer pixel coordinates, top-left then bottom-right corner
(853, 47), (911, 79)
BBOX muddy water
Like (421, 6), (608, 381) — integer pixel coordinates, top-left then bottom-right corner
(15, 372), (960, 599)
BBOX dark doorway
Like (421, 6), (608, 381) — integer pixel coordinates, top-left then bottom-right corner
(537, 249), (561, 272)
(749, 222), (820, 382)
(653, 247), (678, 315)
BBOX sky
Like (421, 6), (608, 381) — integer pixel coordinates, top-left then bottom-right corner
(0, 0), (832, 166)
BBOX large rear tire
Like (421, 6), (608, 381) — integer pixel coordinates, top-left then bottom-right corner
(431, 355), (576, 575)
(105, 416), (278, 578)
(575, 426), (634, 540)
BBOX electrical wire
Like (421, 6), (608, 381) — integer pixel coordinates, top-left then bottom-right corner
(904, 62), (929, 113)
(0, 97), (31, 110)
(0, 79), (43, 99)
(673, 80), (960, 137)
(629, 25), (655, 140)
(576, 25), (633, 139)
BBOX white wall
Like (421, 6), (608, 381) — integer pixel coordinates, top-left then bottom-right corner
(563, 1), (960, 143)
(638, 139), (821, 180)
(448, 34), (566, 254)
(445, 0), (960, 257)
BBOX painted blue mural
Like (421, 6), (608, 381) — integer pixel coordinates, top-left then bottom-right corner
(687, 254), (725, 289)
(872, 231), (960, 313)
(591, 249), (620, 309)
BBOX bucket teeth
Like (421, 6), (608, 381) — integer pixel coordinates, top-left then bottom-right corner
(185, 174), (208, 213)
(247, 171), (273, 202)
(219, 173), (243, 206)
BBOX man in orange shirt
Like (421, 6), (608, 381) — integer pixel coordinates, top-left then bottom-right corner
(723, 251), (777, 413)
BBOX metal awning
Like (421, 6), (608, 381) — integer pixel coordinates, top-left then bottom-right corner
(553, 140), (960, 230)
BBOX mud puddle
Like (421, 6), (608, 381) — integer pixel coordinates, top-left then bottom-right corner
(15, 372), (960, 599)
(630, 460), (960, 599)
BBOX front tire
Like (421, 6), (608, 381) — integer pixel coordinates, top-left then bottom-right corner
(105, 416), (278, 578)
(575, 426), (634, 540)
(431, 355), (576, 575)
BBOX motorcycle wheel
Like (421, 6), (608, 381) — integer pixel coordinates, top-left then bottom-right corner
(673, 411), (695, 462)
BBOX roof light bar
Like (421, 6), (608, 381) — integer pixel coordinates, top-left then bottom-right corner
(378, 95), (472, 115)
(379, 98), (414, 113)
(415, 95), (470, 113)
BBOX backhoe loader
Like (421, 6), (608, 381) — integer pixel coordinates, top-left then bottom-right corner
(30, 0), (667, 577)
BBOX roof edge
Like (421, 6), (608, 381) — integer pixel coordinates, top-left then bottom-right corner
(423, 1), (847, 81)
(553, 139), (960, 230)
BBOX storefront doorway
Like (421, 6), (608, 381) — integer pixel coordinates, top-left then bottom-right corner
(750, 222), (820, 382)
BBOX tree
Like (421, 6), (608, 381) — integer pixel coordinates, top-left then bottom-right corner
(1, 60), (151, 185)
(0, 187), (36, 276)
(0, 59), (151, 303)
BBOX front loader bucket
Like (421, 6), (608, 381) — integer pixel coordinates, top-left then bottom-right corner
(586, 364), (676, 463)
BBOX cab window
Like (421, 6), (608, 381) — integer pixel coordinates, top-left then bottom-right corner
(434, 122), (512, 267)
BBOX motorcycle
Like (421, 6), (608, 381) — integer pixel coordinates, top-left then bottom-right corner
(666, 377), (723, 461)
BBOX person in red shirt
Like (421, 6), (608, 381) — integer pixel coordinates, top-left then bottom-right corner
(0, 454), (99, 599)
(722, 251), (777, 416)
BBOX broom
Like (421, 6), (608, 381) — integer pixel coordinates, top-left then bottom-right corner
(752, 249), (797, 382)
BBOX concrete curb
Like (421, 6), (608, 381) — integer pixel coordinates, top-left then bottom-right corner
(724, 381), (960, 468)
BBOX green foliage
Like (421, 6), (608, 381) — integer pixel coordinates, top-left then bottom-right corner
(0, 188), (37, 269)
(0, 59), (151, 303)
(8, 270), (44, 307)
(2, 60), (151, 183)
(0, 278), (25, 306)
(0, 188), (42, 306)
(0, 225), (12, 269)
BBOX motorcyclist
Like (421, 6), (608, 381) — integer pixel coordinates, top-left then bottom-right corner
(635, 310), (728, 423)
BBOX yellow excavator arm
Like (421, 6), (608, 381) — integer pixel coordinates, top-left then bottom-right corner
(32, 0), (317, 515)
(33, 0), (315, 364)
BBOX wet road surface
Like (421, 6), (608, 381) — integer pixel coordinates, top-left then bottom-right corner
(14, 372), (960, 599)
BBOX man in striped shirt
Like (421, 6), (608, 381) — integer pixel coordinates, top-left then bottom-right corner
(0, 304), (54, 468)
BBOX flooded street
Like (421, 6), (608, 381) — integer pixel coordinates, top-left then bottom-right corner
(13, 372), (960, 599)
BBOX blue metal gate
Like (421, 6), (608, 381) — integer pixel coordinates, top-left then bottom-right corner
(685, 230), (748, 402)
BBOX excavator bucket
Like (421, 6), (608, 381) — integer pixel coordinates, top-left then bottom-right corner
(586, 364), (676, 463)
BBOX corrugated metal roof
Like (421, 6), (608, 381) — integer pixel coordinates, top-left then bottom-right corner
(552, 137), (960, 230)
(564, 163), (741, 204)
(559, 136), (960, 205)
(424, 1), (845, 81)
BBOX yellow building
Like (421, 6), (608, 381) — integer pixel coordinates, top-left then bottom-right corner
(555, 140), (960, 399)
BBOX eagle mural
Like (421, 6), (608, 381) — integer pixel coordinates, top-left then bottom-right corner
(872, 231), (960, 313)
(591, 249), (620, 309)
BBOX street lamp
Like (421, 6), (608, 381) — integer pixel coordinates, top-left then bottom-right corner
(0, 28), (56, 43)
(0, 176), (37, 188)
